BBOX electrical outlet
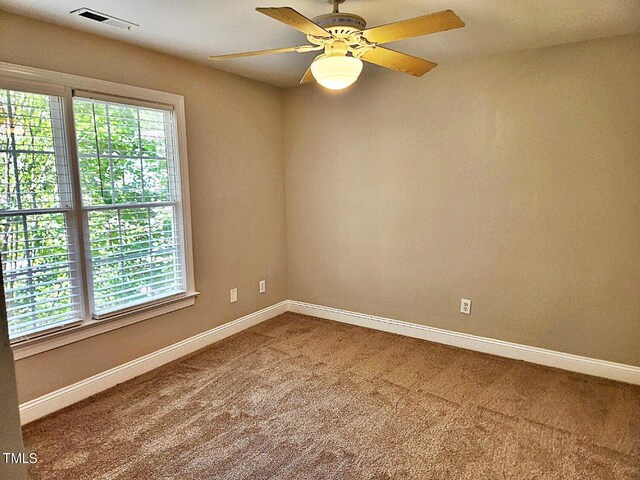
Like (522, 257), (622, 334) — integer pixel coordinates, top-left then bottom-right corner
(259, 280), (266, 294)
(460, 299), (471, 315)
(230, 288), (237, 303)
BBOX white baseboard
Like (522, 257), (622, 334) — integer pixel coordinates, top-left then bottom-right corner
(20, 298), (640, 425)
(19, 300), (289, 425)
(288, 300), (640, 386)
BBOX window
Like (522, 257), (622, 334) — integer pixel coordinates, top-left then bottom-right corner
(73, 96), (184, 317)
(0, 65), (195, 348)
(0, 89), (81, 338)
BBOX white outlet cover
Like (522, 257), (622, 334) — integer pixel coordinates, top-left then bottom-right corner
(230, 288), (237, 303)
(259, 280), (266, 294)
(461, 299), (471, 314)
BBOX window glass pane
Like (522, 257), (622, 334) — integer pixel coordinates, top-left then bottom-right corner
(0, 89), (81, 339)
(74, 96), (184, 317)
(87, 206), (182, 315)
(0, 89), (69, 210)
(0, 87), (80, 340)
(73, 98), (174, 206)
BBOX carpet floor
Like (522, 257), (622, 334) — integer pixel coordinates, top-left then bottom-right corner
(23, 312), (640, 479)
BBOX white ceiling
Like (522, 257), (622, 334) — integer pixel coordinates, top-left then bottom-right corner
(1, 0), (639, 87)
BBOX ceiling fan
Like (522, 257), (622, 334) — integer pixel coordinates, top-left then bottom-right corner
(208, 0), (465, 90)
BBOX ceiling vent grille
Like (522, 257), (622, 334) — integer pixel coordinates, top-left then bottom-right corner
(70, 8), (138, 30)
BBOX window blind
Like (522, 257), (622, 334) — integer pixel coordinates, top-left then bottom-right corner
(72, 97), (185, 317)
(0, 88), (82, 340)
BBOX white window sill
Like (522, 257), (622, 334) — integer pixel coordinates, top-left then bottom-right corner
(11, 292), (199, 361)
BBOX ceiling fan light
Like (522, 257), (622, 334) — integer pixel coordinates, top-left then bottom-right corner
(310, 54), (363, 90)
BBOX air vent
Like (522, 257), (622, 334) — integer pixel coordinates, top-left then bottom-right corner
(70, 8), (138, 30)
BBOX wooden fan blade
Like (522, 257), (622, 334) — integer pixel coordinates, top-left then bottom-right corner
(208, 46), (308, 60)
(361, 47), (437, 77)
(300, 65), (315, 84)
(256, 7), (331, 37)
(362, 10), (464, 45)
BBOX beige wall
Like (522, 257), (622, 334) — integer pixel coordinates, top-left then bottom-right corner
(0, 11), (288, 403)
(283, 34), (640, 366)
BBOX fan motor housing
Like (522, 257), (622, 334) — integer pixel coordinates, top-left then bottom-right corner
(313, 13), (366, 34)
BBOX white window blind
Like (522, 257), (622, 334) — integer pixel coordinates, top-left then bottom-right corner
(0, 88), (82, 340)
(72, 96), (185, 318)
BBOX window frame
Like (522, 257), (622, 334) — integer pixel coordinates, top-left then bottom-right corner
(0, 62), (198, 360)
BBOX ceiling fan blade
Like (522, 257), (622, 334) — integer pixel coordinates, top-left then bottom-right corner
(208, 46), (309, 60)
(361, 47), (437, 77)
(362, 10), (464, 44)
(300, 66), (315, 84)
(256, 7), (331, 38)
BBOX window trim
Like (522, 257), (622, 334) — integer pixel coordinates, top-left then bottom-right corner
(0, 62), (198, 359)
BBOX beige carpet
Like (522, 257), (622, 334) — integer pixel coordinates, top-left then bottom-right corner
(23, 312), (640, 479)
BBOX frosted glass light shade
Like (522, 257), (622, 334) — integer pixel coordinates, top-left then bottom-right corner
(310, 54), (363, 90)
